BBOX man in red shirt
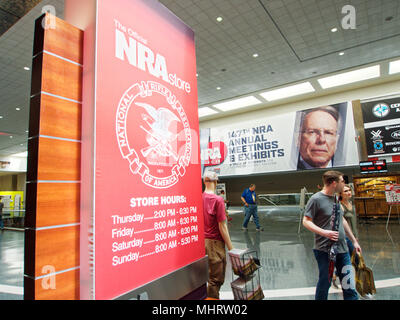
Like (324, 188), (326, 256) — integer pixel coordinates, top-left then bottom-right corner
(202, 171), (233, 299)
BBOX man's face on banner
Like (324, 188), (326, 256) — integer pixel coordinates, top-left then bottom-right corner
(300, 110), (338, 168)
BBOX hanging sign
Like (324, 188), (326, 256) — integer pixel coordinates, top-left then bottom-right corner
(201, 102), (359, 176)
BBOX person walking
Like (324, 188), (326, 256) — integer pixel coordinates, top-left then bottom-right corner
(0, 196), (4, 230)
(241, 184), (263, 231)
(340, 184), (359, 248)
(202, 171), (233, 299)
(303, 171), (361, 300)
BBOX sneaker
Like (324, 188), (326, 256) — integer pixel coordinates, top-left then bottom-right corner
(256, 227), (264, 231)
(242, 227), (248, 231)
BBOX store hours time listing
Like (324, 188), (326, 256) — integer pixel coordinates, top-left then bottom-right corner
(111, 195), (200, 267)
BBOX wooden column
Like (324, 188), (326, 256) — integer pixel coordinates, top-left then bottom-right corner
(24, 13), (83, 300)
(351, 99), (368, 161)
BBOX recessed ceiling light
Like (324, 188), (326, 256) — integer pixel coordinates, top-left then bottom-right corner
(10, 136), (13, 139)
(16, 107), (21, 111)
(389, 60), (400, 74)
(259, 82), (315, 101)
(0, 116), (3, 119)
(216, 87), (221, 90)
(216, 16), (223, 22)
(331, 27), (338, 32)
(213, 96), (262, 112)
(196, 73), (198, 77)
(317, 65), (380, 89)
(339, 52), (345, 56)
(198, 107), (219, 118)
(253, 53), (259, 58)
(24, 67), (30, 70)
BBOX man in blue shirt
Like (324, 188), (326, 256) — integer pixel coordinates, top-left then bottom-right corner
(241, 184), (263, 231)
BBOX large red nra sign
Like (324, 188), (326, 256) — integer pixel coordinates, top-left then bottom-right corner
(78, 0), (204, 300)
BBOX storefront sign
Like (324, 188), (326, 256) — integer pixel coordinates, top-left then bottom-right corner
(360, 160), (387, 174)
(361, 97), (400, 158)
(361, 97), (400, 124)
(78, 0), (203, 300)
(365, 124), (400, 157)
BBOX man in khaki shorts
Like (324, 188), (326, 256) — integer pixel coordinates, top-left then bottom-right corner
(202, 171), (233, 299)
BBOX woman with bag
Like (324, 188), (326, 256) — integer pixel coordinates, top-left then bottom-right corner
(332, 184), (359, 288)
(340, 184), (376, 298)
(340, 184), (359, 255)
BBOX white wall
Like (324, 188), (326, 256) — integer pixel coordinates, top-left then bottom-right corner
(200, 79), (400, 129)
(0, 155), (27, 173)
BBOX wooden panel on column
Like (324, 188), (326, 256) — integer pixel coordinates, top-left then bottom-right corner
(24, 13), (83, 300)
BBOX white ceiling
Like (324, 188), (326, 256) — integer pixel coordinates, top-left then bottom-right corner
(0, 0), (64, 156)
(0, 0), (400, 157)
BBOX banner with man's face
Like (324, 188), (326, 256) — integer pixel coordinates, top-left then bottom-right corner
(201, 102), (359, 176)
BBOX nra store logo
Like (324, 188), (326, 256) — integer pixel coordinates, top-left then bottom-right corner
(116, 81), (192, 189)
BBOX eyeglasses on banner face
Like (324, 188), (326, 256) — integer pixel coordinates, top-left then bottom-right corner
(301, 128), (338, 140)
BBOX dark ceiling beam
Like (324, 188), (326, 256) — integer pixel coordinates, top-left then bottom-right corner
(0, 0), (42, 36)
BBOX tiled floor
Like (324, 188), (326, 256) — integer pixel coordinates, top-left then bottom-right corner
(0, 229), (24, 300)
(0, 206), (399, 300)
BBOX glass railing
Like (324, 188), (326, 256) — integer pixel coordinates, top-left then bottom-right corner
(258, 193), (314, 206)
(2, 208), (25, 217)
(1, 208), (25, 229)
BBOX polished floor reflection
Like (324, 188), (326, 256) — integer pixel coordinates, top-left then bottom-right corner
(0, 230), (24, 300)
(0, 206), (399, 300)
(220, 206), (400, 300)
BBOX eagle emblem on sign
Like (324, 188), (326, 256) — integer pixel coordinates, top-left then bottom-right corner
(116, 81), (192, 189)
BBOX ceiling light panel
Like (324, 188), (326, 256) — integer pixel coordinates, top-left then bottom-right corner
(259, 82), (315, 101)
(213, 96), (262, 111)
(389, 60), (400, 74)
(317, 65), (381, 89)
(198, 107), (219, 118)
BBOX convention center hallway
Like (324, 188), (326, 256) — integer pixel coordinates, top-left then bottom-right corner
(0, 206), (399, 300)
